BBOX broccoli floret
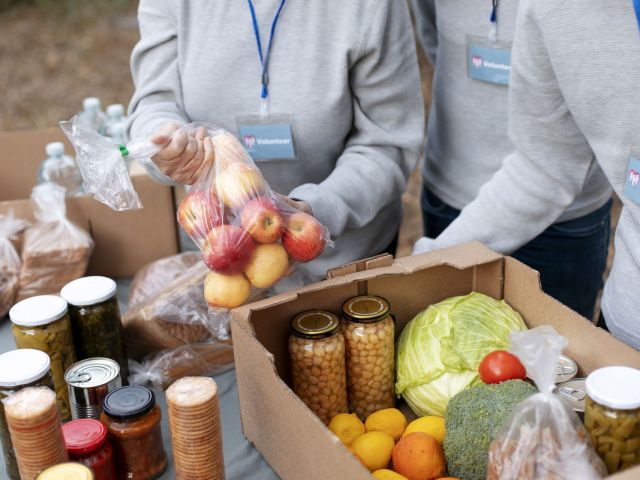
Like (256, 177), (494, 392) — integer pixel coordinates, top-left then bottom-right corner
(443, 379), (536, 480)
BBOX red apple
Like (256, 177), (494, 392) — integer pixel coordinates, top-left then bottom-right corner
(177, 190), (224, 243)
(202, 225), (254, 274)
(240, 197), (284, 243)
(282, 212), (326, 262)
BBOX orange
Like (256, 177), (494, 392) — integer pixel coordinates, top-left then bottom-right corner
(391, 432), (446, 480)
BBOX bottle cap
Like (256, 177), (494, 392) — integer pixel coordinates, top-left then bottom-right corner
(63, 419), (108, 455)
(586, 366), (640, 410)
(0, 349), (51, 387)
(45, 142), (65, 157)
(10, 295), (68, 327)
(106, 104), (124, 119)
(61, 276), (117, 306)
(83, 97), (101, 111)
(103, 386), (155, 421)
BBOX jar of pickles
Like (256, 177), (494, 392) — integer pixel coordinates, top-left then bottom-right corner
(341, 295), (395, 419)
(63, 419), (116, 480)
(289, 311), (348, 425)
(101, 386), (167, 479)
(0, 349), (54, 480)
(61, 277), (129, 384)
(9, 295), (76, 421)
(585, 366), (640, 474)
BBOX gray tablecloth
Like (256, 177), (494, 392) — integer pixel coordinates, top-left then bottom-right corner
(0, 283), (280, 480)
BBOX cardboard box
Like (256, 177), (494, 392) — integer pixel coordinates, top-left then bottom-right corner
(0, 127), (179, 277)
(231, 242), (640, 480)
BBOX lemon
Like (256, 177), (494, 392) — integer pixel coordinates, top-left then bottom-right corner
(402, 416), (446, 444)
(351, 431), (395, 472)
(372, 469), (409, 480)
(328, 413), (366, 446)
(365, 408), (408, 441)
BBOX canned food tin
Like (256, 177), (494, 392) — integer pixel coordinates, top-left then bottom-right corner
(555, 354), (578, 383)
(65, 358), (122, 420)
(554, 378), (586, 413)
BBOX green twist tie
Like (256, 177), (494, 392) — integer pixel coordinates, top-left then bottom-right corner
(119, 145), (129, 157)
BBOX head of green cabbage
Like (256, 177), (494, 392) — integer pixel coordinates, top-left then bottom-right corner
(395, 292), (527, 417)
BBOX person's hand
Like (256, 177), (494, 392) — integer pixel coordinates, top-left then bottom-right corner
(150, 123), (215, 185)
(275, 193), (312, 216)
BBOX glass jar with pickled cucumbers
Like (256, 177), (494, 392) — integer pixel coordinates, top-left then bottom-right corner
(61, 277), (129, 384)
(341, 295), (395, 420)
(9, 295), (76, 421)
(0, 349), (54, 480)
(289, 310), (348, 424)
(585, 366), (640, 474)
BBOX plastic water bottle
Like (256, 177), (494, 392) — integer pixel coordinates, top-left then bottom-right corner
(79, 97), (108, 134)
(105, 104), (127, 143)
(37, 142), (84, 196)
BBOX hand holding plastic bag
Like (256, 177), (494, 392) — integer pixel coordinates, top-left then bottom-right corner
(0, 210), (29, 317)
(487, 326), (607, 479)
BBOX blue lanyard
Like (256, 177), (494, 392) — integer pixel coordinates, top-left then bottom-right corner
(634, 0), (640, 34)
(490, 0), (498, 24)
(247, 0), (287, 99)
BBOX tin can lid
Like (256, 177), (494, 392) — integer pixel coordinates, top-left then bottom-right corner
(103, 386), (155, 421)
(586, 366), (640, 410)
(0, 349), (51, 387)
(342, 295), (390, 323)
(65, 357), (120, 388)
(554, 354), (578, 383)
(36, 462), (94, 480)
(291, 311), (340, 339)
(61, 276), (117, 307)
(554, 378), (586, 412)
(63, 419), (107, 455)
(9, 295), (68, 327)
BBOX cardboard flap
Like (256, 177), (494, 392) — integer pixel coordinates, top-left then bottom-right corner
(327, 254), (394, 279)
(395, 241), (503, 271)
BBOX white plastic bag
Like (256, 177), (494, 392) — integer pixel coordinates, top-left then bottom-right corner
(0, 210), (29, 317)
(487, 326), (607, 479)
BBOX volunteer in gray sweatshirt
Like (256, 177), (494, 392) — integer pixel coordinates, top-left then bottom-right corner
(127, 0), (424, 279)
(412, 0), (613, 319)
(414, 0), (640, 350)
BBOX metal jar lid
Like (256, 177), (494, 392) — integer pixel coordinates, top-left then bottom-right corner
(65, 358), (120, 389)
(9, 295), (68, 327)
(342, 295), (390, 324)
(36, 462), (94, 480)
(0, 349), (51, 387)
(554, 378), (587, 413)
(586, 366), (640, 410)
(555, 354), (578, 384)
(103, 386), (156, 421)
(60, 276), (117, 307)
(291, 310), (340, 340)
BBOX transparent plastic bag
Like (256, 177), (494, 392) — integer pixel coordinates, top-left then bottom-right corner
(0, 210), (29, 317)
(17, 183), (94, 301)
(487, 326), (607, 480)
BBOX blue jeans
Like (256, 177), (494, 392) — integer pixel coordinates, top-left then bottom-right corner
(422, 185), (612, 320)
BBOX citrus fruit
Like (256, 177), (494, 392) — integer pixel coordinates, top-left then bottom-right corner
(372, 469), (409, 480)
(402, 416), (446, 444)
(365, 408), (408, 441)
(328, 413), (366, 446)
(392, 432), (446, 480)
(351, 431), (395, 472)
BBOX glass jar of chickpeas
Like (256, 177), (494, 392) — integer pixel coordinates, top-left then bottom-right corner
(289, 310), (348, 425)
(341, 295), (395, 420)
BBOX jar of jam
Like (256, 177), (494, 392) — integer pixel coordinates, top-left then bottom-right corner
(63, 419), (116, 480)
(289, 311), (348, 425)
(36, 462), (94, 480)
(0, 349), (54, 480)
(9, 295), (76, 421)
(341, 295), (395, 419)
(585, 366), (640, 474)
(61, 277), (129, 384)
(101, 386), (167, 479)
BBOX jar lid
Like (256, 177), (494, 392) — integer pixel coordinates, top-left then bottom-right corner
(586, 366), (640, 410)
(65, 357), (120, 388)
(103, 386), (155, 420)
(36, 462), (94, 480)
(0, 349), (50, 387)
(63, 419), (107, 454)
(342, 295), (390, 323)
(9, 295), (68, 327)
(291, 310), (340, 339)
(60, 276), (117, 306)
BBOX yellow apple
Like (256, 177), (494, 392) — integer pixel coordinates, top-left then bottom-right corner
(213, 131), (251, 171)
(204, 270), (251, 309)
(214, 163), (266, 210)
(244, 243), (289, 289)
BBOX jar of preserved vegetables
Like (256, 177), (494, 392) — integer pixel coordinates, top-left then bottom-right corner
(0, 349), (54, 480)
(36, 462), (94, 480)
(61, 277), (129, 384)
(585, 366), (640, 474)
(341, 295), (395, 420)
(9, 295), (76, 421)
(289, 310), (348, 425)
(63, 419), (116, 480)
(101, 386), (167, 479)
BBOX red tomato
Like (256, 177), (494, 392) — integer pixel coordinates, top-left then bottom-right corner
(479, 350), (527, 384)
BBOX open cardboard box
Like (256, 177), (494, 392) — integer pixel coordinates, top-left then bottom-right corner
(0, 127), (179, 277)
(231, 242), (640, 480)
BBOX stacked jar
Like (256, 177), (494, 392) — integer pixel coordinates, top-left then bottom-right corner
(63, 419), (116, 480)
(0, 349), (54, 480)
(289, 310), (349, 424)
(341, 295), (395, 419)
(9, 295), (76, 421)
(61, 276), (129, 384)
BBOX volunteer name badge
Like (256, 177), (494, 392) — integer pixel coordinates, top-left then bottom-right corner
(623, 157), (640, 204)
(467, 35), (512, 85)
(238, 123), (296, 161)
